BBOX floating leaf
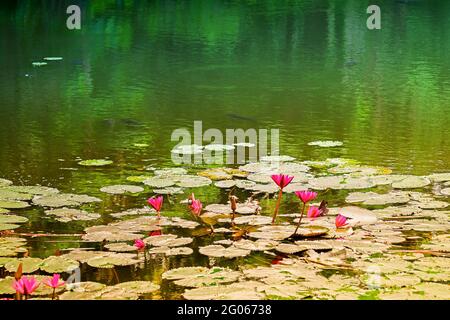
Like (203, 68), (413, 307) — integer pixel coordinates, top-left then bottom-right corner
(112, 281), (159, 294)
(78, 159), (113, 167)
(0, 200), (30, 209)
(392, 176), (431, 189)
(346, 191), (410, 206)
(40, 256), (79, 273)
(0, 214), (28, 224)
(33, 193), (101, 208)
(45, 208), (100, 222)
(4, 257), (43, 273)
(0, 179), (13, 187)
(100, 185), (144, 195)
(183, 281), (264, 300)
(199, 245), (250, 258)
(143, 177), (175, 188)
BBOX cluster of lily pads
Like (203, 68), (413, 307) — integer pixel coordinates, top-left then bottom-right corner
(1, 152), (449, 300)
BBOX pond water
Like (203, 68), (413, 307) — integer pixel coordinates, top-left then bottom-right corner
(0, 0), (449, 300)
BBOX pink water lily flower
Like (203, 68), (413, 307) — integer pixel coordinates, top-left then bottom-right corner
(190, 199), (203, 216)
(134, 239), (146, 250)
(335, 214), (348, 228)
(148, 196), (163, 218)
(295, 190), (318, 204)
(271, 174), (294, 190)
(13, 276), (40, 296)
(43, 274), (65, 289)
(307, 206), (321, 218)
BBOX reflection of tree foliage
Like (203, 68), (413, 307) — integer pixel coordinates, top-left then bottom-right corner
(0, 0), (450, 180)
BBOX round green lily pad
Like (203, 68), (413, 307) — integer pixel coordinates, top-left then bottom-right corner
(40, 256), (79, 273)
(113, 281), (160, 294)
(0, 214), (28, 224)
(0, 200), (30, 209)
(4, 257), (43, 273)
(100, 185), (144, 195)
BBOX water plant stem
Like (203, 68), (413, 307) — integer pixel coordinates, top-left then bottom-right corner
(271, 189), (283, 224)
(293, 202), (306, 236)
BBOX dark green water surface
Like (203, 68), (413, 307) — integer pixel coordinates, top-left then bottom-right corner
(0, 0), (449, 299)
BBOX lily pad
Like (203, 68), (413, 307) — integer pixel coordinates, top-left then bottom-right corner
(143, 235), (192, 247)
(260, 155), (296, 162)
(105, 243), (137, 252)
(66, 281), (107, 293)
(0, 214), (28, 224)
(33, 193), (101, 208)
(162, 267), (210, 280)
(232, 215), (273, 225)
(346, 191), (410, 206)
(249, 225), (296, 241)
(100, 185), (144, 195)
(214, 180), (236, 188)
(0, 237), (27, 257)
(0, 200), (30, 209)
(169, 267), (242, 287)
(0, 277), (16, 294)
(3, 185), (59, 196)
(275, 243), (308, 254)
(183, 281), (264, 300)
(0, 223), (20, 231)
(176, 175), (212, 188)
(153, 187), (184, 194)
(126, 175), (154, 183)
(0, 178), (13, 187)
(232, 239), (278, 251)
(4, 257), (43, 273)
(45, 208), (101, 222)
(392, 176), (431, 189)
(112, 281), (159, 294)
(0, 189), (33, 201)
(154, 168), (188, 176)
(40, 256), (79, 273)
(78, 159), (113, 167)
(199, 245), (250, 258)
(428, 172), (450, 182)
(294, 225), (330, 237)
(87, 254), (139, 268)
(143, 177), (175, 188)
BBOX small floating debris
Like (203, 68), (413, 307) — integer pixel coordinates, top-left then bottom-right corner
(308, 140), (343, 147)
(171, 144), (204, 155)
(204, 144), (235, 151)
(32, 62), (47, 67)
(78, 159), (113, 167)
(43, 57), (63, 61)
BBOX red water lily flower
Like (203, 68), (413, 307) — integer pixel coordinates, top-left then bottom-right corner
(43, 274), (65, 289)
(149, 230), (162, 237)
(307, 206), (321, 218)
(134, 239), (146, 250)
(335, 214), (348, 228)
(271, 174), (294, 190)
(295, 190), (318, 204)
(190, 199), (203, 216)
(148, 196), (163, 218)
(13, 276), (40, 296)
